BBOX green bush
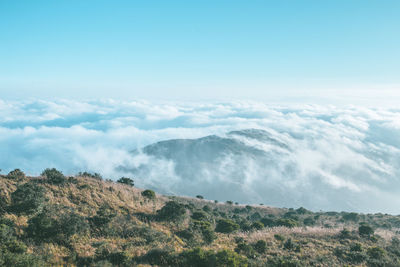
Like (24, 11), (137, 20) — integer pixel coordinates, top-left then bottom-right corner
(367, 246), (385, 259)
(343, 212), (359, 222)
(358, 224), (374, 237)
(251, 221), (264, 231)
(215, 219), (239, 234)
(89, 206), (116, 228)
(41, 168), (66, 185)
(59, 212), (89, 237)
(77, 171), (102, 180)
(157, 201), (187, 222)
(26, 211), (59, 241)
(235, 242), (256, 258)
(141, 189), (156, 200)
(192, 211), (209, 221)
(6, 169), (25, 180)
(9, 182), (46, 215)
(117, 177), (134, 187)
(275, 218), (298, 228)
(253, 240), (267, 254)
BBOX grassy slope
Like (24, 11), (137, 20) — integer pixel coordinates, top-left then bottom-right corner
(1, 174), (400, 266)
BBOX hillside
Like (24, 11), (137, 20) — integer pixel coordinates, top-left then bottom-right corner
(1, 169), (400, 266)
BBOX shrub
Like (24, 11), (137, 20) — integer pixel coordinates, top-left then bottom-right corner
(6, 169), (25, 180)
(274, 234), (285, 241)
(89, 206), (116, 228)
(141, 189), (156, 200)
(283, 238), (295, 250)
(196, 195), (204, 199)
(343, 212), (359, 222)
(303, 217), (316, 226)
(202, 205), (211, 213)
(117, 177), (134, 187)
(77, 171), (102, 180)
(358, 224), (374, 237)
(141, 248), (177, 266)
(275, 218), (298, 228)
(235, 242), (256, 258)
(41, 168), (66, 185)
(192, 211), (209, 221)
(9, 182), (46, 215)
(251, 221), (264, 230)
(59, 212), (89, 237)
(367, 246), (385, 259)
(26, 211), (59, 241)
(215, 219), (239, 234)
(339, 228), (352, 239)
(253, 240), (267, 254)
(260, 217), (275, 227)
(226, 200), (233, 205)
(157, 201), (187, 222)
(214, 249), (248, 266)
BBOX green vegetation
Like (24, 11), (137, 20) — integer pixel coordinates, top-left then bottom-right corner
(1, 168), (400, 266)
(116, 177), (134, 187)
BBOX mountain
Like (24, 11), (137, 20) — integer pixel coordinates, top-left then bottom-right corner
(118, 129), (400, 213)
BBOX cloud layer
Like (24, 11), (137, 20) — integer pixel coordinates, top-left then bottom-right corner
(1, 99), (400, 213)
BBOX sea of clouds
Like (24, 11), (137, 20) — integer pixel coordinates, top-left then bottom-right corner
(1, 98), (400, 213)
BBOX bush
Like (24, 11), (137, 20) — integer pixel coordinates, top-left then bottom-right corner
(367, 246), (385, 259)
(9, 182), (46, 215)
(275, 218), (298, 228)
(251, 221), (264, 230)
(77, 171), (102, 180)
(196, 195), (204, 199)
(343, 212), (359, 222)
(358, 224), (374, 237)
(141, 189), (156, 200)
(117, 177), (134, 187)
(59, 212), (89, 237)
(89, 206), (116, 228)
(253, 240), (267, 254)
(26, 211), (59, 241)
(179, 248), (248, 267)
(6, 169), (25, 180)
(157, 201), (187, 222)
(235, 242), (256, 258)
(192, 211), (209, 221)
(215, 219), (239, 234)
(41, 168), (66, 185)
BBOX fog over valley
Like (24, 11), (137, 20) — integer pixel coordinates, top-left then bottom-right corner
(1, 99), (400, 213)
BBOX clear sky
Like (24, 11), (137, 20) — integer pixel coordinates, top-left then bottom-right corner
(1, 0), (399, 102)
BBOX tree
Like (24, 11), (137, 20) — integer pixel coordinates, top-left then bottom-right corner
(7, 169), (25, 180)
(117, 177), (134, 187)
(41, 168), (65, 185)
(9, 182), (46, 215)
(215, 219), (239, 234)
(141, 189), (156, 200)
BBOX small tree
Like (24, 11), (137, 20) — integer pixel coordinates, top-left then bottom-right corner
(7, 169), (25, 180)
(141, 189), (156, 200)
(41, 168), (66, 185)
(215, 219), (239, 234)
(196, 195), (204, 199)
(117, 177), (134, 187)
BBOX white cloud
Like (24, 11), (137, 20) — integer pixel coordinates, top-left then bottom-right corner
(1, 99), (400, 213)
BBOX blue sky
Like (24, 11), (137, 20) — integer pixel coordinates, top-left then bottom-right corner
(1, 0), (400, 101)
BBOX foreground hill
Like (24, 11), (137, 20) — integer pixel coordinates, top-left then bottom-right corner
(1, 169), (400, 266)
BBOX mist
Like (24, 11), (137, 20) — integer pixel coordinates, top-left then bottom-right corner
(1, 99), (400, 213)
